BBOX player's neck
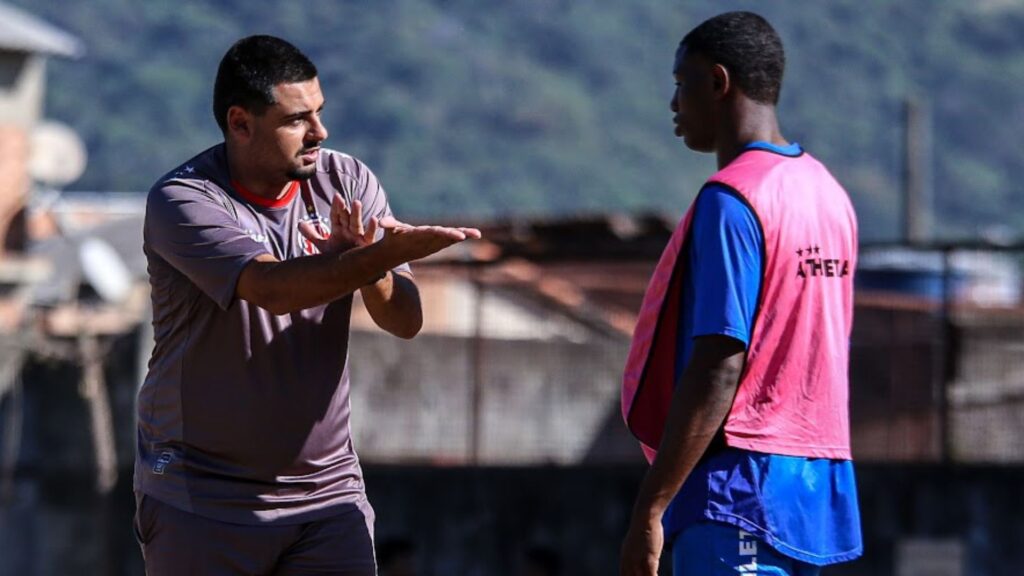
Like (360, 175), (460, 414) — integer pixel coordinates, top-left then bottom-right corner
(716, 103), (787, 169)
(225, 142), (291, 200)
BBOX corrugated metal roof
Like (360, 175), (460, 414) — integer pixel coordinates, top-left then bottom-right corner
(0, 2), (83, 58)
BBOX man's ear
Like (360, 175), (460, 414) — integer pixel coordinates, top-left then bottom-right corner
(226, 106), (251, 141)
(711, 63), (731, 100)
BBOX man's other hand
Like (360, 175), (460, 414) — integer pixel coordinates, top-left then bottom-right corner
(620, 517), (664, 576)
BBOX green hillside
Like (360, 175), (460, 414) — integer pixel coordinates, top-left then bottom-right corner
(17, 0), (1024, 241)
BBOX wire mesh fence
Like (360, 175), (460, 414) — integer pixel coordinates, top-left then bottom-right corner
(852, 243), (1024, 464)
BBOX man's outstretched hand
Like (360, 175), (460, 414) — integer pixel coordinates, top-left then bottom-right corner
(377, 216), (482, 263)
(297, 192), (481, 264)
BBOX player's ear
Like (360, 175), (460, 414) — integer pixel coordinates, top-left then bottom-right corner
(711, 63), (730, 99)
(226, 106), (252, 141)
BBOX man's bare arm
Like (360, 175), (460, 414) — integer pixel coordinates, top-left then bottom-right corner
(620, 334), (746, 575)
(631, 335), (745, 519)
(359, 270), (422, 339)
(237, 225), (469, 315)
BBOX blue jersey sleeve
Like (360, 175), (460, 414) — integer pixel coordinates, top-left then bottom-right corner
(688, 184), (763, 346)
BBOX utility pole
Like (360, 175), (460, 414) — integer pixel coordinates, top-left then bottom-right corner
(904, 96), (953, 461)
(904, 97), (933, 244)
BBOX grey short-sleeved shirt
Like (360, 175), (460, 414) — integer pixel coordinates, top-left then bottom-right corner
(135, 144), (407, 525)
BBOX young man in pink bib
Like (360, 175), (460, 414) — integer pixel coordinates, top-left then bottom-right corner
(619, 12), (862, 576)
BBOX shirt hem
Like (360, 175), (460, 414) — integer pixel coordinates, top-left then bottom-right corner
(136, 486), (368, 526)
(692, 327), (750, 346)
(724, 437), (852, 460)
(135, 471), (368, 527)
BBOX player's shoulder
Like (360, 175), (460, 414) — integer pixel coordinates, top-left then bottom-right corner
(696, 183), (757, 222)
(150, 145), (229, 198)
(147, 145), (233, 213)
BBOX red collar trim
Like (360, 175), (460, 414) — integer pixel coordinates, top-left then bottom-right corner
(231, 180), (299, 209)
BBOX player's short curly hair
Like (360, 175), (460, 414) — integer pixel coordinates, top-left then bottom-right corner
(681, 11), (785, 105)
(213, 35), (318, 133)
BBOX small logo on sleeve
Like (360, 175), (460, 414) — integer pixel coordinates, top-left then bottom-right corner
(796, 245), (850, 279)
(153, 451), (174, 475)
(244, 229), (269, 244)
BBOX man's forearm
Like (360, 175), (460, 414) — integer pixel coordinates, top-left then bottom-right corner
(360, 271), (423, 338)
(237, 241), (404, 315)
(631, 338), (744, 523)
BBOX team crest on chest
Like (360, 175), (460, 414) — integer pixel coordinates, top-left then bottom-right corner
(297, 215), (331, 256)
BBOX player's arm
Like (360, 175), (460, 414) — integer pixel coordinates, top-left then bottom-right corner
(621, 186), (762, 576)
(621, 336), (745, 575)
(358, 270), (422, 339)
(148, 179), (475, 317)
(346, 162), (439, 338)
(295, 161), (477, 337)
(238, 223), (473, 316)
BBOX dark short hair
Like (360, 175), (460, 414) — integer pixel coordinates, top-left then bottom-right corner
(680, 11), (785, 105)
(212, 35), (318, 132)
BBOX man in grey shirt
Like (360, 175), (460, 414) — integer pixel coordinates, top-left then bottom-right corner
(134, 35), (480, 575)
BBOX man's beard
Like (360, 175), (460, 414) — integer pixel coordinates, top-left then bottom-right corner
(287, 164), (318, 180)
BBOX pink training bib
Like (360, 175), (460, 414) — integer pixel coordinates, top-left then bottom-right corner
(622, 149), (858, 462)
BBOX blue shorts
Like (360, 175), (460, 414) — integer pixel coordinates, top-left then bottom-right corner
(672, 522), (821, 576)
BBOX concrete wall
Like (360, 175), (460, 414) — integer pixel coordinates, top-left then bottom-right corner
(348, 329), (630, 465)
